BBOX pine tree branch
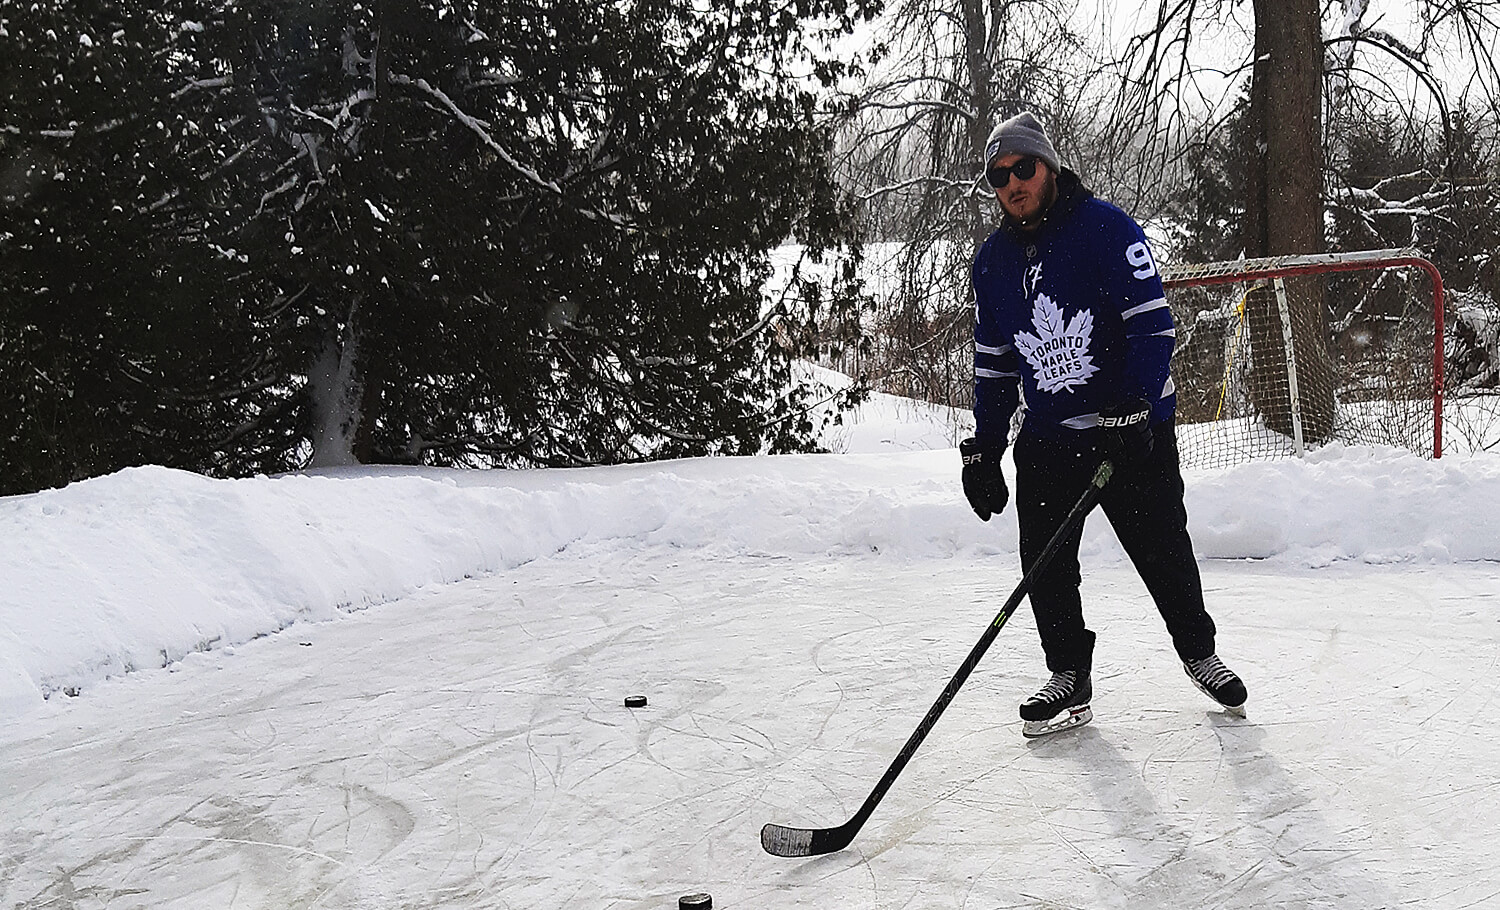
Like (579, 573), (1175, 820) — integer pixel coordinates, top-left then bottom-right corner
(389, 73), (561, 195)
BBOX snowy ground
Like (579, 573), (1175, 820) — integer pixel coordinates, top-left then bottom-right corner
(3, 388), (1500, 909)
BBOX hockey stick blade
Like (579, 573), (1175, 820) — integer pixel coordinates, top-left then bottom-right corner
(760, 821), (855, 858)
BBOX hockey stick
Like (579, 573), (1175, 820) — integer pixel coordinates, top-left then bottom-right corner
(761, 459), (1114, 858)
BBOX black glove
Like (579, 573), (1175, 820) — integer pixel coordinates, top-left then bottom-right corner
(960, 437), (1009, 521)
(1097, 398), (1155, 465)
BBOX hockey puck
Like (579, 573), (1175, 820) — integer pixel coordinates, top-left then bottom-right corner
(678, 895), (712, 910)
(624, 695), (648, 708)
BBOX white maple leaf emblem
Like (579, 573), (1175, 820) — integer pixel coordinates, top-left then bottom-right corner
(1014, 294), (1098, 394)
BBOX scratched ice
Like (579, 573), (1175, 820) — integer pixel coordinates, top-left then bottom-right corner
(3, 385), (1499, 909)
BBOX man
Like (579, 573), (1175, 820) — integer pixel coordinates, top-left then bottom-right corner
(960, 111), (1246, 738)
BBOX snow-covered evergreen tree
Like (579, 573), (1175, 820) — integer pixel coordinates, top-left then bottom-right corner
(0, 0), (879, 493)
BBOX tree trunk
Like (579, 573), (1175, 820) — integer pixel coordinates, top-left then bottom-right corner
(1245, 0), (1337, 444)
(307, 306), (365, 468)
(960, 0), (993, 250)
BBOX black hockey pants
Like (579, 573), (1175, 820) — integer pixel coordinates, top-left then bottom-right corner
(1013, 419), (1217, 674)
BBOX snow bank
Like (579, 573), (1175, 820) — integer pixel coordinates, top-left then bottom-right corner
(1187, 444), (1500, 564)
(2, 443), (1498, 715)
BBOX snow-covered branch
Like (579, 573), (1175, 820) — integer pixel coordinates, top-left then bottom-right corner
(389, 73), (562, 195)
(170, 75), (232, 101)
(858, 175), (970, 203)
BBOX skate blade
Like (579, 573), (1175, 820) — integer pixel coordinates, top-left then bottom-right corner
(1189, 678), (1247, 717)
(1022, 704), (1092, 738)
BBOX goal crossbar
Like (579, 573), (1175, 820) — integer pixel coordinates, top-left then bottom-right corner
(1161, 247), (1447, 461)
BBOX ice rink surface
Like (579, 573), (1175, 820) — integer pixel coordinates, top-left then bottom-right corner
(4, 548), (1497, 909)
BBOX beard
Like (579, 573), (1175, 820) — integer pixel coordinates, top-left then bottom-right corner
(1001, 168), (1059, 227)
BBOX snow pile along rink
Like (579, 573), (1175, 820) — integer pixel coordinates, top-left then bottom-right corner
(1185, 444), (1500, 563)
(1, 445), (1498, 713)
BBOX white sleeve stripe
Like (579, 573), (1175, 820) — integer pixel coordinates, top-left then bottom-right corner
(1125, 327), (1177, 338)
(976, 342), (1013, 356)
(1163, 375), (1176, 396)
(975, 368), (1019, 379)
(1121, 298), (1169, 320)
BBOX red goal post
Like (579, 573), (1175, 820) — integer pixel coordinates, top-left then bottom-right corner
(1160, 248), (1445, 470)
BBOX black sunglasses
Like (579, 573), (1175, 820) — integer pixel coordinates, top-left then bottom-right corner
(985, 156), (1040, 189)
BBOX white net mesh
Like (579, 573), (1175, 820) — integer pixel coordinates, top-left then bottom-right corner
(1164, 250), (1444, 470)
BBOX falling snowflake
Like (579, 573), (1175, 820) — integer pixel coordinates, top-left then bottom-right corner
(1014, 294), (1097, 393)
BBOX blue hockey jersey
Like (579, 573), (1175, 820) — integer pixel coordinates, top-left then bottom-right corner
(971, 171), (1176, 447)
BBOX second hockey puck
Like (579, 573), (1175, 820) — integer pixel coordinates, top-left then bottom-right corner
(679, 895), (712, 910)
(624, 695), (648, 708)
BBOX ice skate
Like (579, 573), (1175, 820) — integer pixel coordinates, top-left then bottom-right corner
(1183, 654), (1247, 716)
(1020, 669), (1092, 737)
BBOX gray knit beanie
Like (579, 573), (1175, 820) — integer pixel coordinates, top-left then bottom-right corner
(984, 112), (1061, 176)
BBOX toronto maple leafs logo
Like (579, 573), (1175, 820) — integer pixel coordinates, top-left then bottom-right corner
(1014, 294), (1098, 394)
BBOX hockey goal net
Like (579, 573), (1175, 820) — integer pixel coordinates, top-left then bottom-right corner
(1163, 248), (1445, 470)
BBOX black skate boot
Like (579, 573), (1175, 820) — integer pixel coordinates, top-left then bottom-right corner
(1019, 669), (1092, 738)
(1183, 654), (1247, 715)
